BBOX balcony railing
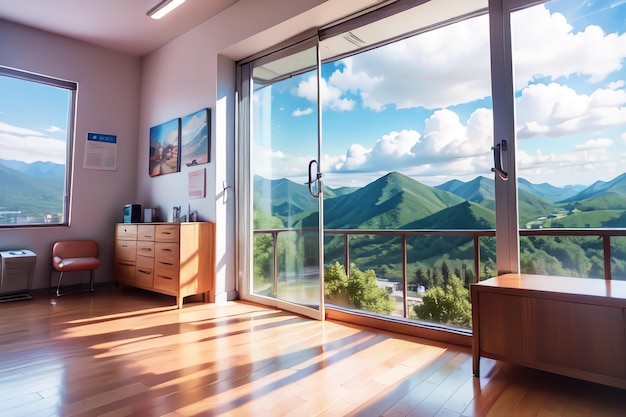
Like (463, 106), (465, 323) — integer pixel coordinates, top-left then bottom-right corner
(254, 227), (626, 319)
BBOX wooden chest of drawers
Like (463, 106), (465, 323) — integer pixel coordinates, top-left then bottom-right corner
(114, 222), (215, 308)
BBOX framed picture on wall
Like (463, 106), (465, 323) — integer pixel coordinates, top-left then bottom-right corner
(180, 108), (210, 168)
(149, 118), (180, 177)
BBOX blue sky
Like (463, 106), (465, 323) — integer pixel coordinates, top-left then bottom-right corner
(254, 1), (626, 189)
(0, 75), (69, 164)
(1, 1), (625, 190)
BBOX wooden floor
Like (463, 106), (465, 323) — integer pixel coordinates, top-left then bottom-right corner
(1, 287), (626, 417)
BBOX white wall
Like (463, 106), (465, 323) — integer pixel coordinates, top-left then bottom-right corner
(137, 0), (330, 301)
(0, 20), (141, 290)
(137, 0), (385, 301)
(0, 0), (383, 297)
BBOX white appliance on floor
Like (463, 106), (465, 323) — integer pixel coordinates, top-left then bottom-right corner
(0, 249), (36, 301)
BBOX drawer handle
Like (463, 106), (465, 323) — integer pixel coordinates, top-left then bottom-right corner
(141, 248), (152, 252)
(162, 248), (172, 252)
(138, 269), (151, 275)
(162, 231), (172, 235)
(119, 261), (135, 266)
(122, 244), (129, 248)
(159, 261), (174, 266)
(157, 275), (173, 280)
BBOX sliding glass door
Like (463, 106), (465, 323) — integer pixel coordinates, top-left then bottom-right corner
(238, 38), (324, 319)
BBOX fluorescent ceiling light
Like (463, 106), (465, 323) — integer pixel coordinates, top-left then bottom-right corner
(147, 0), (186, 20)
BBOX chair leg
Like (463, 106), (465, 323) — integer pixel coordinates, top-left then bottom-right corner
(89, 270), (95, 292)
(56, 271), (64, 297)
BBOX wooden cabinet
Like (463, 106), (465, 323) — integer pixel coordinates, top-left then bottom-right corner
(471, 274), (626, 390)
(114, 222), (215, 308)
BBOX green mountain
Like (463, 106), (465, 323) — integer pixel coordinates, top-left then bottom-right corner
(253, 176), (317, 224)
(517, 189), (557, 224)
(321, 171), (464, 229)
(402, 201), (494, 229)
(436, 175), (556, 224)
(253, 176), (359, 226)
(518, 178), (583, 202)
(324, 185), (358, 199)
(0, 163), (63, 220)
(436, 176), (494, 203)
(561, 173), (626, 203)
(0, 158), (65, 178)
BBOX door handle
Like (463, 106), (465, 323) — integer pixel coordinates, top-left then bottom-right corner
(307, 159), (321, 198)
(491, 140), (509, 181)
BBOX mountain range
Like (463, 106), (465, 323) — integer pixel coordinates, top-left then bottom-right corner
(0, 159), (65, 219)
(4, 154), (626, 230)
(257, 171), (626, 230)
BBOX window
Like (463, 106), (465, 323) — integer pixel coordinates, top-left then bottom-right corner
(0, 67), (76, 226)
(511, 1), (626, 279)
(239, 0), (626, 336)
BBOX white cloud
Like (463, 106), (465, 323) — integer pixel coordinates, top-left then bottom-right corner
(516, 83), (626, 138)
(516, 145), (621, 186)
(0, 122), (65, 164)
(575, 138), (613, 150)
(327, 16), (492, 111)
(45, 125), (65, 133)
(329, 107), (493, 174)
(296, 76), (355, 111)
(0, 122), (46, 138)
(251, 144), (313, 180)
(292, 108), (313, 117)
(511, 6), (626, 86)
(319, 4), (626, 112)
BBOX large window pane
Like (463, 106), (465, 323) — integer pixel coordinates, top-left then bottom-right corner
(319, 6), (492, 329)
(511, 2), (626, 277)
(0, 67), (75, 226)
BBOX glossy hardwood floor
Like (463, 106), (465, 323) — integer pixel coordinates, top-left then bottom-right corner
(1, 287), (625, 417)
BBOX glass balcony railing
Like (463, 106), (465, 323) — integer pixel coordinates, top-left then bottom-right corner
(253, 228), (626, 330)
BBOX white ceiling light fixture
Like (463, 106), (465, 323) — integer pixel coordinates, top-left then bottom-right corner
(147, 0), (186, 20)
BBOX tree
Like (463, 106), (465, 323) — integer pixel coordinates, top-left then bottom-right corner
(324, 262), (396, 315)
(441, 261), (450, 285)
(324, 261), (348, 298)
(414, 268), (426, 288)
(411, 275), (471, 327)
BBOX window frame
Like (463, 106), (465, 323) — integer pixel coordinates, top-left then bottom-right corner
(0, 66), (77, 228)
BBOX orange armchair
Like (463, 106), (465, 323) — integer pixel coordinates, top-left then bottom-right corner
(51, 240), (101, 297)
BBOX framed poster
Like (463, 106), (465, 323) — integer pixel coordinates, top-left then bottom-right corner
(188, 168), (206, 199)
(180, 108), (210, 167)
(149, 118), (180, 177)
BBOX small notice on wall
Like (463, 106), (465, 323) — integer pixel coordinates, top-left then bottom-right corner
(84, 133), (117, 170)
(188, 168), (206, 199)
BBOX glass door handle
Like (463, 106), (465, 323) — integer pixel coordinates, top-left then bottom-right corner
(307, 159), (321, 198)
(491, 140), (509, 181)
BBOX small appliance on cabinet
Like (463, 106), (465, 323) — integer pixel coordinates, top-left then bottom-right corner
(123, 204), (142, 223)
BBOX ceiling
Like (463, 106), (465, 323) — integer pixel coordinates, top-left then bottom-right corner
(0, 0), (240, 57)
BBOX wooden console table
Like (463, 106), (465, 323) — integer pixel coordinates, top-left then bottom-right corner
(471, 273), (626, 389)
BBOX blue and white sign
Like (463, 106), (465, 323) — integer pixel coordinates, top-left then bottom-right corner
(84, 132), (117, 170)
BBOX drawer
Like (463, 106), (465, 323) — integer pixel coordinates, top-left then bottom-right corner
(154, 267), (178, 292)
(116, 224), (137, 240)
(155, 243), (179, 264)
(115, 240), (137, 264)
(155, 224), (179, 242)
(137, 225), (155, 241)
(137, 241), (155, 258)
(135, 256), (154, 287)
